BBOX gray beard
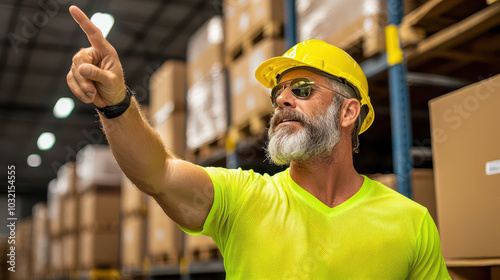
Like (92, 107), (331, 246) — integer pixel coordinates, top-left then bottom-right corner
(266, 101), (342, 166)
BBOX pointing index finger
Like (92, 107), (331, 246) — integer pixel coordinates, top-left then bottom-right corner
(69, 5), (112, 51)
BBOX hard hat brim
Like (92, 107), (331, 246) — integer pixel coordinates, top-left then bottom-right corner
(255, 56), (315, 89)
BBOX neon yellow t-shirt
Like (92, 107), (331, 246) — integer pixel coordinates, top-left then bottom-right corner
(181, 167), (451, 279)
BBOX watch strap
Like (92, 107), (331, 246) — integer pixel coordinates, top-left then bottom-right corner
(95, 86), (134, 119)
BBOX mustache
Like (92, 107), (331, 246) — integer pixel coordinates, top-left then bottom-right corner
(270, 108), (308, 128)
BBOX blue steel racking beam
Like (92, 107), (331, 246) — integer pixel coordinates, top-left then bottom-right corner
(386, 0), (413, 198)
(284, 0), (297, 49)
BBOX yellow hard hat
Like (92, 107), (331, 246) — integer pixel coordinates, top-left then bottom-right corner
(255, 39), (374, 134)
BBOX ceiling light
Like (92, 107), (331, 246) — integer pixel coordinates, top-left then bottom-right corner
(90, 12), (115, 38)
(37, 132), (56, 151)
(53, 97), (75, 119)
(27, 154), (42, 167)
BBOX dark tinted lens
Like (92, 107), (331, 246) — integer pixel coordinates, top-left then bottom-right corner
(290, 78), (312, 98)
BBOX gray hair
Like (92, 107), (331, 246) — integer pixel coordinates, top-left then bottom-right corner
(323, 77), (361, 153)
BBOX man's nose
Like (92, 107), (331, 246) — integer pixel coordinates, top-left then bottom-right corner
(276, 87), (297, 108)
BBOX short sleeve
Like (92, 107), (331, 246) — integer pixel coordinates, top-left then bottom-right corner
(408, 211), (452, 280)
(178, 167), (260, 244)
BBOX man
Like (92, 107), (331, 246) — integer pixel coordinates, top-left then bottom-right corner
(67, 5), (451, 279)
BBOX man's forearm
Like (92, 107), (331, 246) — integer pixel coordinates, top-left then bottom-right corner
(99, 98), (172, 195)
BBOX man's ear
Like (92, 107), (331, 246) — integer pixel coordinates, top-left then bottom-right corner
(340, 98), (361, 129)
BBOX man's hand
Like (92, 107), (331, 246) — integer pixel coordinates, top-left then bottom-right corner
(67, 5), (126, 108)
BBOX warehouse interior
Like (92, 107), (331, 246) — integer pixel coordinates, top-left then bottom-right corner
(1, 0), (500, 279)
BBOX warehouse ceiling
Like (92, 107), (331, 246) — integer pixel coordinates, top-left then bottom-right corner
(0, 0), (222, 195)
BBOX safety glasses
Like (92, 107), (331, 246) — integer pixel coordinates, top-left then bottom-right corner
(270, 77), (350, 108)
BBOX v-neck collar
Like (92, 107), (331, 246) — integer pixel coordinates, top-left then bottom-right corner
(285, 168), (371, 217)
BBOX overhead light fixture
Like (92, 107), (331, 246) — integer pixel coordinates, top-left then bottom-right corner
(90, 12), (115, 38)
(37, 132), (56, 151)
(53, 97), (75, 119)
(27, 154), (42, 167)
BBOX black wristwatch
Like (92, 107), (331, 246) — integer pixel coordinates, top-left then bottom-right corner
(95, 86), (134, 119)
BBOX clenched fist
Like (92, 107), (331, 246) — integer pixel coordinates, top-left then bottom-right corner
(66, 5), (126, 108)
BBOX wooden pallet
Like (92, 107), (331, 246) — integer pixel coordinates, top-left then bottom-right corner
(123, 209), (147, 218)
(80, 223), (120, 232)
(226, 20), (283, 64)
(185, 134), (227, 164)
(323, 13), (387, 63)
(150, 252), (179, 266)
(229, 113), (271, 147)
(400, 0), (491, 47)
(405, 1), (500, 79)
(186, 247), (223, 263)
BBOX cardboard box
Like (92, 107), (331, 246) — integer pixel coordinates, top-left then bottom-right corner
(149, 60), (186, 121)
(76, 145), (122, 192)
(154, 111), (186, 158)
(147, 197), (182, 263)
(187, 16), (224, 86)
(429, 74), (500, 259)
(48, 179), (63, 236)
(224, 0), (284, 52)
(62, 233), (78, 272)
(50, 237), (63, 276)
(184, 234), (219, 263)
(121, 214), (146, 269)
(297, 0), (386, 57)
(121, 175), (147, 215)
(79, 190), (120, 230)
(229, 38), (284, 127)
(185, 66), (227, 150)
(79, 229), (120, 269)
(57, 162), (76, 196)
(15, 219), (33, 280)
(369, 169), (438, 224)
(62, 195), (79, 233)
(32, 203), (50, 278)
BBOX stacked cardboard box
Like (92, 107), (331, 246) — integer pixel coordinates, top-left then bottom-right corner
(78, 189), (121, 269)
(75, 144), (123, 192)
(142, 60), (187, 267)
(57, 162), (79, 274)
(223, 0), (284, 59)
(150, 60), (187, 157)
(32, 203), (50, 279)
(47, 178), (63, 238)
(47, 179), (63, 277)
(75, 145), (122, 270)
(14, 218), (32, 280)
(185, 16), (227, 153)
(147, 197), (183, 265)
(229, 38), (284, 128)
(222, 0), (284, 135)
(296, 0), (386, 58)
(184, 234), (220, 264)
(121, 210), (146, 270)
(121, 175), (147, 271)
(429, 74), (500, 273)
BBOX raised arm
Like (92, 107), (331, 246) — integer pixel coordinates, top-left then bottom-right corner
(66, 5), (213, 230)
